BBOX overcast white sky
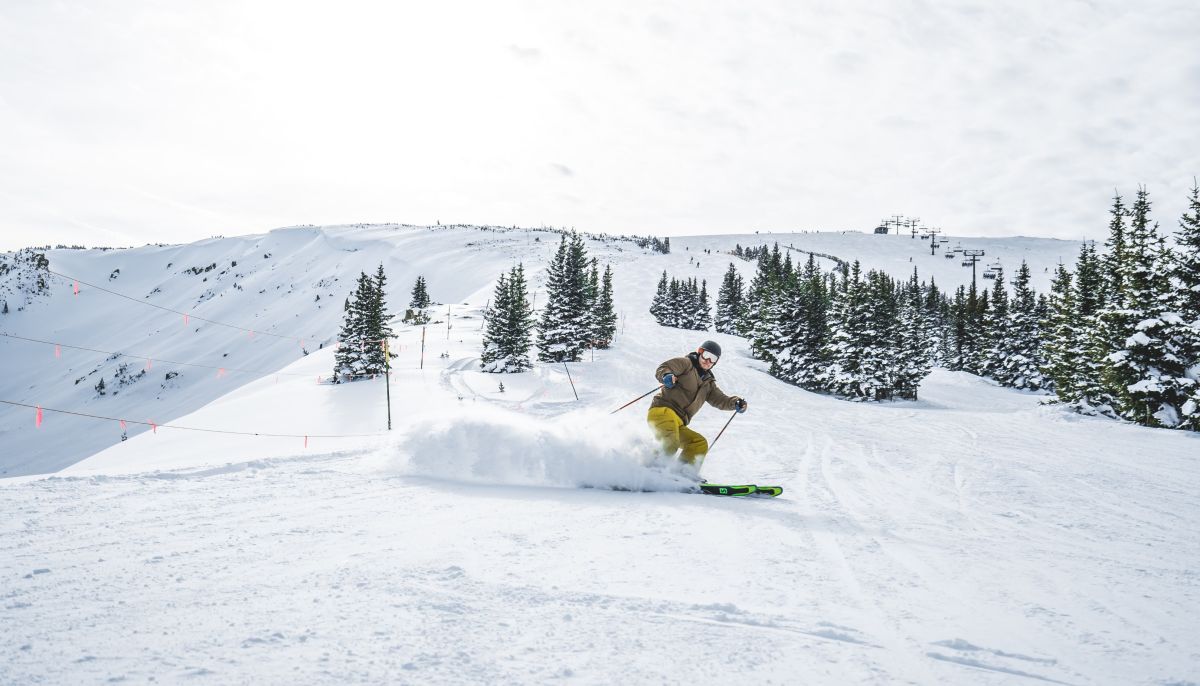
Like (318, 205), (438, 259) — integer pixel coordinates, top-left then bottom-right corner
(1, 0), (1197, 250)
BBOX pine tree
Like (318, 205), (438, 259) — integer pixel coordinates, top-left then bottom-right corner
(1104, 187), (1185, 426)
(1173, 180), (1200, 430)
(360, 264), (395, 374)
(981, 267), (1010, 382)
(1041, 261), (1076, 397)
(408, 276), (431, 324)
(1072, 241), (1112, 413)
(715, 263), (745, 334)
(895, 270), (932, 399)
(1001, 261), (1044, 390)
(592, 265), (618, 348)
(536, 233), (591, 362)
(650, 271), (670, 325)
(696, 280), (713, 331)
(333, 272), (375, 380)
(481, 264), (535, 372)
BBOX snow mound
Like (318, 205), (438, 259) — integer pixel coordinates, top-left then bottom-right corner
(397, 407), (697, 492)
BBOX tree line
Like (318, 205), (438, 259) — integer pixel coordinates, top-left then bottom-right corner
(482, 232), (617, 372)
(700, 182), (1200, 430)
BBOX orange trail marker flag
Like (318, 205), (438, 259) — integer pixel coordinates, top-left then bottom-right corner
(54, 344), (61, 359)
(73, 281), (79, 295)
(36, 405), (43, 428)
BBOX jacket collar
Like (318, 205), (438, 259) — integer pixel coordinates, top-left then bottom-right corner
(687, 351), (714, 381)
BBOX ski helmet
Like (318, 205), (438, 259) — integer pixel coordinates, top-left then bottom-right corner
(698, 340), (722, 359)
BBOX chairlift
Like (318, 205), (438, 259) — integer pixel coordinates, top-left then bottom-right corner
(961, 260), (973, 267)
(944, 252), (956, 259)
(982, 270), (997, 280)
(953, 244), (964, 253)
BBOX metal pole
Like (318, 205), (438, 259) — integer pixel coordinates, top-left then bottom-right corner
(384, 338), (392, 430)
(609, 385), (663, 414)
(420, 326), (426, 370)
(709, 412), (738, 451)
(563, 361), (579, 400)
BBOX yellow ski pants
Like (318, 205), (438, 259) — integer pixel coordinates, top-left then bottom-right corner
(647, 406), (708, 466)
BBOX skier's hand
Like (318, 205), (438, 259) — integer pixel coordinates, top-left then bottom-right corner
(662, 373), (676, 389)
(734, 398), (747, 413)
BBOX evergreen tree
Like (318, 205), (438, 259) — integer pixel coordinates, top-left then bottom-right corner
(408, 276), (431, 324)
(1072, 241), (1113, 413)
(981, 268), (1010, 382)
(715, 263), (745, 334)
(1173, 181), (1200, 430)
(1105, 187), (1187, 426)
(1041, 261), (1076, 397)
(333, 272), (378, 380)
(696, 280), (713, 331)
(481, 264), (535, 372)
(592, 265), (618, 348)
(895, 270), (932, 399)
(1001, 261), (1045, 390)
(650, 271), (670, 325)
(536, 233), (591, 362)
(360, 264), (395, 374)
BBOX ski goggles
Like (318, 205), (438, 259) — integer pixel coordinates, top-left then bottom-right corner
(699, 349), (719, 364)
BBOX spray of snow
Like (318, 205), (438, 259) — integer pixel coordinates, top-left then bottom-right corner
(395, 406), (698, 492)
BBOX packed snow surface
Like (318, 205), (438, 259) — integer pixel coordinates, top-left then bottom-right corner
(2, 225), (1198, 684)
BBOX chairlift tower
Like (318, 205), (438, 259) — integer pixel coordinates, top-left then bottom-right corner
(923, 227), (942, 255)
(908, 218), (921, 239)
(962, 249), (986, 289)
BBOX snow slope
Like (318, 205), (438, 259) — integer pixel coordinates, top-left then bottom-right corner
(0, 224), (570, 476)
(2, 225), (1198, 684)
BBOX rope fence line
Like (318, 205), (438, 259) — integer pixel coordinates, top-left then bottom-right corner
(45, 268), (393, 346)
(47, 268), (304, 341)
(0, 399), (388, 441)
(0, 332), (402, 381)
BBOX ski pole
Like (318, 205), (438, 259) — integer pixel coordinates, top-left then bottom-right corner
(708, 411), (738, 451)
(609, 385), (663, 415)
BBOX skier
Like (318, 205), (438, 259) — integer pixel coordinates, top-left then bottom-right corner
(648, 340), (747, 469)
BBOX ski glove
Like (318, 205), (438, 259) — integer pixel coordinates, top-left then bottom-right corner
(734, 398), (747, 413)
(662, 373), (676, 389)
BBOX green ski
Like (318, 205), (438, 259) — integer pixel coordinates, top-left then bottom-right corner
(697, 483), (783, 497)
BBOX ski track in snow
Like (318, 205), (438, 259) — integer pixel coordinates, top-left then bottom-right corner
(3, 226), (1200, 684)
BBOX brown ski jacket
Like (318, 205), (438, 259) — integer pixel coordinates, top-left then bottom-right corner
(650, 353), (739, 425)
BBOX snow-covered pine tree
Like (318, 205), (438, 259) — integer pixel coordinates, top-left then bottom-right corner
(408, 275), (431, 324)
(858, 270), (899, 400)
(592, 265), (617, 348)
(1072, 241), (1113, 413)
(1173, 180), (1200, 430)
(481, 264), (535, 372)
(924, 276), (948, 367)
(650, 271), (669, 325)
(1104, 186), (1186, 426)
(536, 232), (591, 362)
(1001, 261), (1045, 390)
(360, 264), (395, 375)
(696, 280), (713, 331)
(823, 262), (872, 399)
(1041, 261), (1076, 397)
(715, 263), (745, 334)
(981, 267), (1010, 383)
(666, 278), (683, 327)
(333, 272), (375, 380)
(895, 269), (933, 399)
(741, 250), (774, 338)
